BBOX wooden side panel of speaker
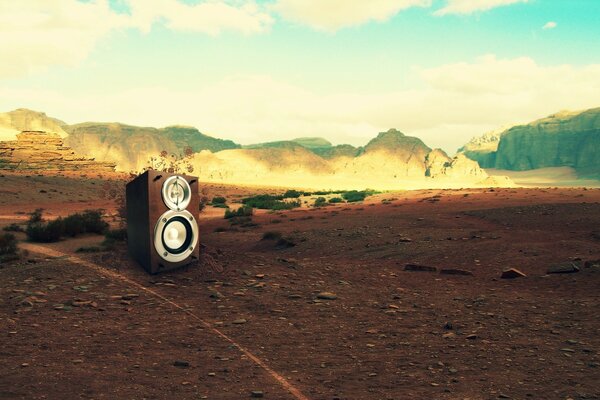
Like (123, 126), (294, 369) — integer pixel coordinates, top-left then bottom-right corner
(126, 171), (152, 272)
(126, 169), (200, 274)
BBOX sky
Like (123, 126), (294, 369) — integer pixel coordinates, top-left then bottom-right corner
(2, 0), (600, 153)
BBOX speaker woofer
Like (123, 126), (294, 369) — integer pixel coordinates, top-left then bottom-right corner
(154, 210), (198, 262)
(161, 175), (191, 211)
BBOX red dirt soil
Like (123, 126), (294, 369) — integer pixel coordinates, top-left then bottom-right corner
(1, 174), (599, 399)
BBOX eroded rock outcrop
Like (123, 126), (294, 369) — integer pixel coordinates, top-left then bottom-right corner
(0, 131), (116, 173)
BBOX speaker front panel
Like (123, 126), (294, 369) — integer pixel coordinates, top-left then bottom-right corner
(153, 209), (199, 263)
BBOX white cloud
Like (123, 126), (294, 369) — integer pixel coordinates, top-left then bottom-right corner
(4, 56), (600, 153)
(126, 0), (273, 35)
(272, 0), (431, 31)
(434, 0), (529, 15)
(0, 0), (272, 79)
(543, 21), (557, 30)
(0, 0), (128, 78)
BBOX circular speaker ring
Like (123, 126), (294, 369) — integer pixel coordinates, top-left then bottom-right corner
(154, 210), (198, 262)
(161, 175), (192, 211)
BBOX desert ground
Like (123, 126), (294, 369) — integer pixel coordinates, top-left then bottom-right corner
(1, 172), (599, 400)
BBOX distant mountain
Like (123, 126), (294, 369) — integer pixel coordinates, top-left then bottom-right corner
(457, 126), (510, 168)
(0, 108), (68, 141)
(460, 108), (600, 179)
(291, 137), (332, 149)
(0, 108), (509, 189)
(64, 123), (240, 171)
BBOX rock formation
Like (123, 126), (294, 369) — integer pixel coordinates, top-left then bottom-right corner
(460, 108), (600, 179)
(0, 131), (116, 173)
(0, 108), (68, 141)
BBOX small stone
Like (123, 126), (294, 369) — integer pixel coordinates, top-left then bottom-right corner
(466, 334), (478, 340)
(404, 264), (437, 272)
(316, 292), (337, 300)
(250, 390), (264, 398)
(500, 268), (526, 279)
(255, 274), (265, 279)
(232, 319), (247, 324)
(208, 372), (216, 376)
(498, 394), (511, 399)
(444, 322), (453, 330)
(72, 359), (84, 364)
(547, 263), (580, 274)
(20, 363), (29, 367)
(173, 360), (190, 368)
(288, 294), (302, 299)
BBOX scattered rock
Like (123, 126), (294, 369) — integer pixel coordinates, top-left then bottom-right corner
(547, 262), (580, 274)
(173, 360), (190, 368)
(500, 268), (526, 279)
(440, 268), (473, 276)
(316, 292), (337, 300)
(232, 319), (247, 324)
(466, 334), (478, 340)
(250, 391), (264, 398)
(404, 264), (437, 272)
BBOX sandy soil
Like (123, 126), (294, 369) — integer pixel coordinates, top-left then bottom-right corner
(1, 174), (600, 400)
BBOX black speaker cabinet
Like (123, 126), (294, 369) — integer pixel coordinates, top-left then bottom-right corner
(126, 170), (200, 274)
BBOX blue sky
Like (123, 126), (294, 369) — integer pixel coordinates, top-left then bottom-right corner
(2, 0), (600, 152)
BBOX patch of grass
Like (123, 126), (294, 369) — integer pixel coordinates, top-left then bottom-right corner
(3, 223), (24, 232)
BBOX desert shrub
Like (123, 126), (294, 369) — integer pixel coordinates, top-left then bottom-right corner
(241, 194), (301, 210)
(328, 197), (343, 204)
(211, 196), (228, 208)
(3, 223), (24, 232)
(26, 218), (64, 243)
(63, 210), (108, 237)
(314, 197), (327, 207)
(283, 190), (303, 198)
(262, 231), (282, 240)
(275, 237), (296, 249)
(225, 206), (253, 219)
(342, 190), (379, 203)
(0, 233), (18, 256)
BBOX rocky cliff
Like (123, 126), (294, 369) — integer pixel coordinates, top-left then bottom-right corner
(461, 108), (600, 178)
(0, 109), (68, 141)
(64, 123), (240, 171)
(0, 131), (116, 173)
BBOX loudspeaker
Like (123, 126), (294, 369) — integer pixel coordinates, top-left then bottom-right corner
(125, 170), (200, 274)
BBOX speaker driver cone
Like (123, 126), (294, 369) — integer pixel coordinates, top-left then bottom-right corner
(154, 210), (198, 262)
(161, 175), (192, 211)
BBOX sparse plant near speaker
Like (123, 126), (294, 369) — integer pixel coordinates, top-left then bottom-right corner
(25, 209), (109, 243)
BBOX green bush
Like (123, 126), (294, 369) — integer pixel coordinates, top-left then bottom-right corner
(328, 197), (343, 204)
(341, 190), (379, 203)
(283, 190), (303, 198)
(212, 196), (227, 205)
(3, 223), (24, 232)
(225, 206), (254, 219)
(26, 218), (64, 243)
(63, 210), (108, 237)
(28, 208), (44, 224)
(242, 194), (301, 210)
(0, 233), (18, 256)
(314, 197), (327, 207)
